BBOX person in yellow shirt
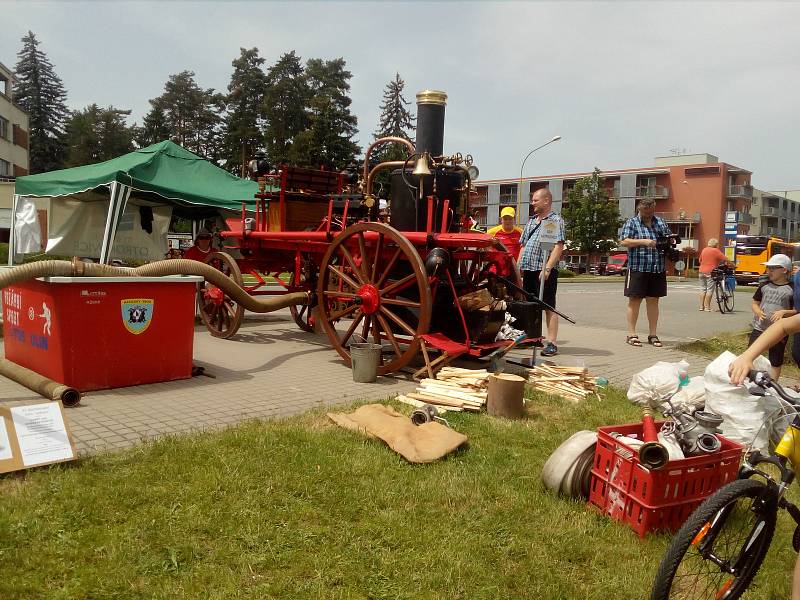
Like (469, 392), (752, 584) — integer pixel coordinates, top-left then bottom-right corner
(487, 206), (523, 257)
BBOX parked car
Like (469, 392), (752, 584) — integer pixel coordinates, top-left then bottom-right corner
(604, 253), (627, 275)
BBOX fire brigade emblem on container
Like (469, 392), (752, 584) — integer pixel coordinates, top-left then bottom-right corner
(121, 299), (154, 335)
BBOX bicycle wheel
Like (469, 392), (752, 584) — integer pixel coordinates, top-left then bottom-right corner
(724, 282), (735, 312)
(651, 478), (777, 600)
(715, 280), (727, 313)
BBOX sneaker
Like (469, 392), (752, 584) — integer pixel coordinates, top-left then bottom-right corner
(541, 342), (558, 357)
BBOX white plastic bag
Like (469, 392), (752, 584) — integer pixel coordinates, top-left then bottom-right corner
(627, 361), (683, 407)
(704, 351), (780, 451)
(14, 197), (41, 254)
(671, 376), (706, 413)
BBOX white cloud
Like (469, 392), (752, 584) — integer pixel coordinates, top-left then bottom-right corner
(2, 1), (799, 188)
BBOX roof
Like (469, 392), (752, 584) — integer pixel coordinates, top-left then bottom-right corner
(15, 140), (260, 211)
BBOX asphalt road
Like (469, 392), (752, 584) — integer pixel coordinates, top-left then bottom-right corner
(555, 279), (753, 342)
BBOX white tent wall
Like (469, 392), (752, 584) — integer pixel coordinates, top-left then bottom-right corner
(47, 193), (172, 262)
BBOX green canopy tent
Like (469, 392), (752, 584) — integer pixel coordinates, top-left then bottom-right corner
(12, 141), (260, 264)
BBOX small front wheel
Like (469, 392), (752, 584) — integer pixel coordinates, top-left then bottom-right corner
(651, 478), (777, 600)
(723, 281), (735, 312)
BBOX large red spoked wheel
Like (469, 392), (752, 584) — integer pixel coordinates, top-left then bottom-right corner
(317, 222), (432, 375)
(198, 251), (245, 339)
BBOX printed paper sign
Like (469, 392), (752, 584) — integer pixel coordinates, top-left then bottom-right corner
(539, 220), (561, 251)
(0, 418), (12, 461)
(121, 299), (154, 334)
(10, 403), (75, 467)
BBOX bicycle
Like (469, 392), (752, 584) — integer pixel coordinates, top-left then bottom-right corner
(711, 266), (736, 314)
(651, 370), (800, 599)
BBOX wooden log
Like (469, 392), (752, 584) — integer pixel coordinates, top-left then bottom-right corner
(486, 373), (526, 419)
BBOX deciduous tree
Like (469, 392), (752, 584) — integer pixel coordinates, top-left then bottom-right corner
(562, 168), (622, 261)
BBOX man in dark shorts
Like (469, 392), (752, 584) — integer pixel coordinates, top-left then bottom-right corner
(619, 197), (674, 348)
(518, 188), (566, 356)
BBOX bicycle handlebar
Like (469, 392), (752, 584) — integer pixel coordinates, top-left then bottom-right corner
(748, 370), (800, 406)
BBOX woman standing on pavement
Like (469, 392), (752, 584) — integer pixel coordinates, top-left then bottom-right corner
(698, 238), (729, 311)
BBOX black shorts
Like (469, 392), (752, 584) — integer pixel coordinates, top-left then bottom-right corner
(523, 269), (558, 309)
(749, 328), (788, 368)
(624, 270), (667, 298)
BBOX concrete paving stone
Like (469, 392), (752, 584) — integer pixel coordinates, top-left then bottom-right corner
(0, 302), (759, 456)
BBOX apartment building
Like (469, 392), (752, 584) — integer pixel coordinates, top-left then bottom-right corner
(746, 189), (800, 240)
(0, 61), (30, 241)
(0, 62), (29, 178)
(473, 153), (755, 268)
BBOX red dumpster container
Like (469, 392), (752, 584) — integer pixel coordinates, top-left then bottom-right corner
(3, 276), (203, 391)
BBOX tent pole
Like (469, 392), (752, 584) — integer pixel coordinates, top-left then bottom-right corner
(99, 182), (132, 264)
(8, 194), (19, 266)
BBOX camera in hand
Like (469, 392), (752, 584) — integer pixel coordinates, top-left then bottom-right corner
(655, 234), (682, 262)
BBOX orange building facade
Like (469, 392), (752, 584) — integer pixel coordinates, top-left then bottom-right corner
(473, 153), (755, 270)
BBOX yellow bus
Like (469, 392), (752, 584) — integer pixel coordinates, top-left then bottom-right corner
(735, 235), (800, 283)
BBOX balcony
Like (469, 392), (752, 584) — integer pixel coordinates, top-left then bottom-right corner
(761, 206), (779, 217)
(655, 211), (701, 223)
(676, 239), (699, 252)
(635, 185), (670, 199)
(765, 227), (780, 236)
(727, 185), (753, 199)
(738, 212), (755, 224)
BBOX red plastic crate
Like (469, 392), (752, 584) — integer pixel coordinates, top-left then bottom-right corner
(588, 421), (744, 537)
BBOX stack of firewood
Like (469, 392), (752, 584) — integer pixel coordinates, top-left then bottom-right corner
(397, 367), (488, 413)
(528, 364), (600, 404)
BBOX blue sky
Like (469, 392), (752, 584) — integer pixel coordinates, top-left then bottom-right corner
(3, 1), (799, 189)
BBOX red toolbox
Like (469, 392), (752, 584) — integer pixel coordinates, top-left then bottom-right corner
(588, 421), (744, 537)
(3, 276), (203, 392)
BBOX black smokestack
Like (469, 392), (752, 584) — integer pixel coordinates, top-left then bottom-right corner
(415, 90), (447, 156)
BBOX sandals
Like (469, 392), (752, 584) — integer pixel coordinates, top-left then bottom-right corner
(626, 335), (642, 347)
(647, 335), (663, 347)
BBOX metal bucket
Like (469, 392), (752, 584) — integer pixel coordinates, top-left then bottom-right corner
(350, 342), (382, 383)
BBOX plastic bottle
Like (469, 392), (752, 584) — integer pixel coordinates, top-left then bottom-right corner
(677, 360), (690, 388)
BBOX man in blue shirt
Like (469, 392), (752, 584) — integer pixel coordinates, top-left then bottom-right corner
(619, 197), (673, 348)
(518, 188), (566, 356)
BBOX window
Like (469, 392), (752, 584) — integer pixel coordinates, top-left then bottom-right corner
(0, 116), (8, 140)
(0, 159), (10, 176)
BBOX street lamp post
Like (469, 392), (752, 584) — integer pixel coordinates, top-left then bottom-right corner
(516, 135), (562, 221)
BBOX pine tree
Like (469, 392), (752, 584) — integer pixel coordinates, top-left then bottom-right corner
(140, 71), (224, 161)
(289, 57), (360, 170)
(13, 31), (69, 173)
(136, 102), (171, 147)
(262, 51), (310, 165)
(373, 73), (415, 144)
(562, 168), (622, 262)
(370, 74), (416, 195)
(222, 47), (269, 175)
(65, 104), (135, 166)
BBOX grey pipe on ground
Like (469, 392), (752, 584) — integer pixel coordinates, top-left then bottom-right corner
(0, 359), (81, 407)
(0, 258), (312, 313)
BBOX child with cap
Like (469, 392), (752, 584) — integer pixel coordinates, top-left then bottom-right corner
(487, 206), (523, 257)
(746, 253), (796, 380)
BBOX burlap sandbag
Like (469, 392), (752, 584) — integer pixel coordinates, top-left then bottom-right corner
(328, 404), (467, 463)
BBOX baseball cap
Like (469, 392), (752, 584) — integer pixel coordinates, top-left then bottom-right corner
(500, 206), (516, 218)
(762, 254), (791, 269)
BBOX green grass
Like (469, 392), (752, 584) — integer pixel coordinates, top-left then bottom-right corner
(0, 389), (795, 599)
(678, 329), (800, 381)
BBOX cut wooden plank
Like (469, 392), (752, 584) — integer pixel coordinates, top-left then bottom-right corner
(396, 395), (463, 412)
